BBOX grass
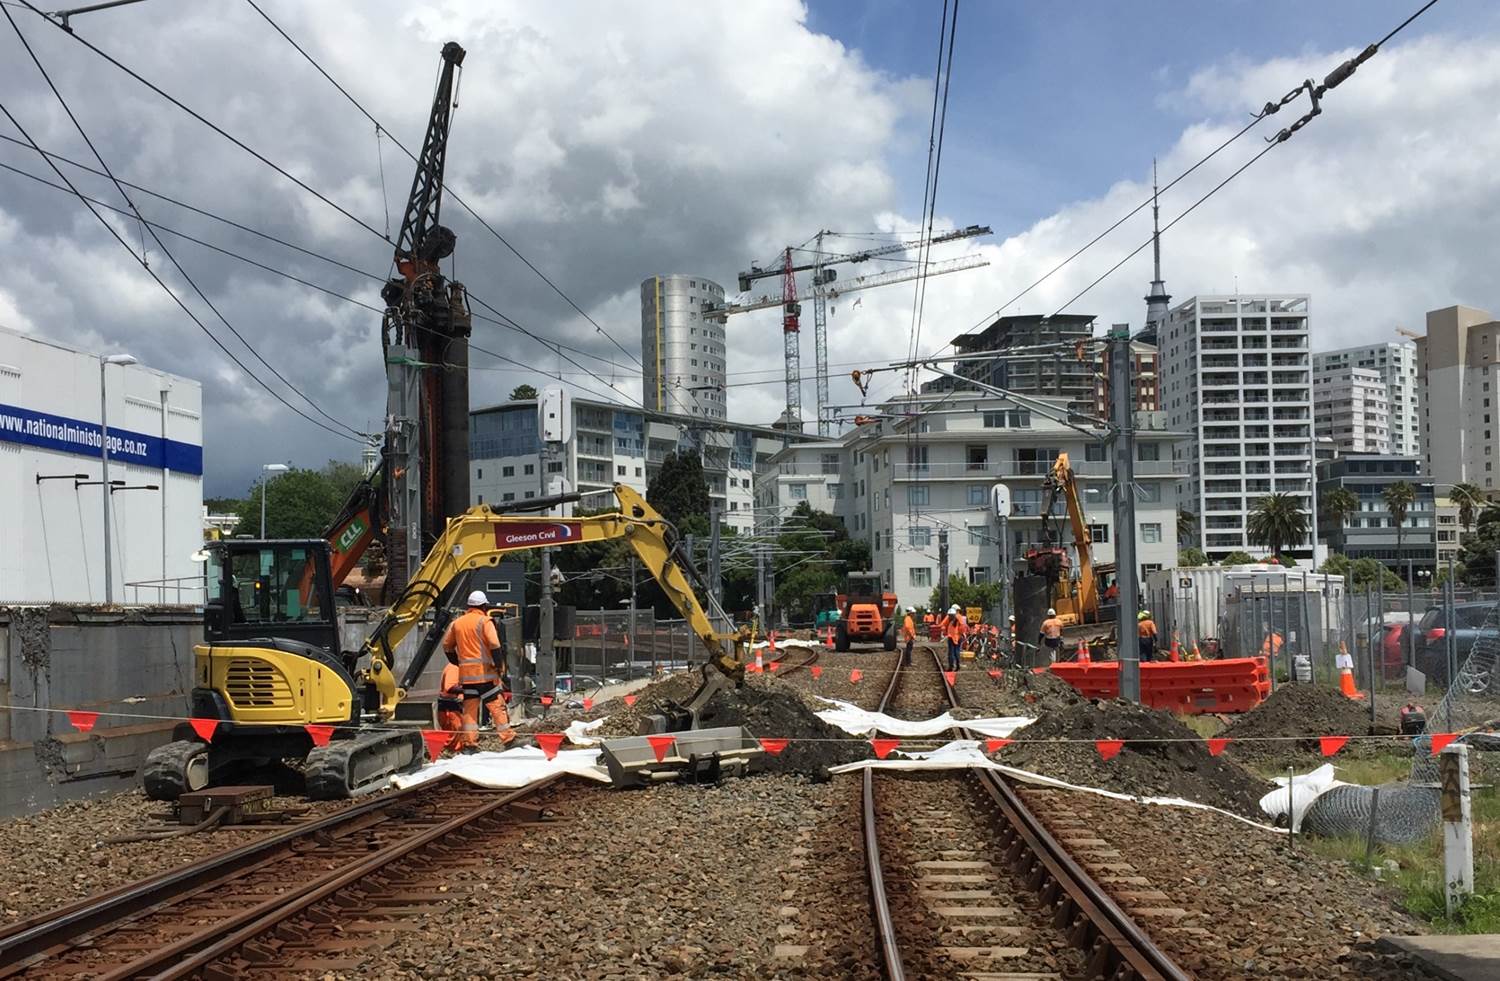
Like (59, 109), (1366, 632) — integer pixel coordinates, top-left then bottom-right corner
(1257, 749), (1500, 934)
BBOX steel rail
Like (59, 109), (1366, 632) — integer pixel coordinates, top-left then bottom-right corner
(932, 654), (1190, 981)
(862, 655), (907, 980)
(0, 773), (464, 970)
(108, 775), (563, 979)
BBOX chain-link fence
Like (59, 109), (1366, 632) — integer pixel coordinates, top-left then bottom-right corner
(555, 609), (702, 685)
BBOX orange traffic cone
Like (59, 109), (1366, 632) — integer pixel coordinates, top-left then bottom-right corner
(1337, 641), (1359, 698)
(1188, 643), (1202, 662)
(1076, 639), (1091, 665)
(1169, 634), (1182, 662)
(824, 629), (835, 650)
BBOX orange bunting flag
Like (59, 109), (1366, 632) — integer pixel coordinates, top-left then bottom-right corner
(759, 738), (789, 756)
(189, 718), (219, 743)
(986, 669), (1001, 680)
(849, 669), (863, 683)
(623, 694), (638, 707)
(768, 660), (780, 672)
(535, 732), (566, 760)
(66, 710), (99, 734)
(870, 738), (900, 759)
(582, 697), (594, 712)
(305, 724), (334, 747)
(540, 694), (554, 707)
(1206, 737), (1230, 757)
(421, 729), (450, 760)
(1095, 739), (1125, 761)
(943, 670), (956, 687)
(646, 734), (676, 763)
(1319, 735), (1349, 757)
(810, 665), (823, 679)
(1431, 733), (1459, 755)
(984, 738), (1011, 753)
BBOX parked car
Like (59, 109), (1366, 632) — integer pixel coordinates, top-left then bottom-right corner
(1381, 612), (1420, 681)
(1414, 601), (1496, 687)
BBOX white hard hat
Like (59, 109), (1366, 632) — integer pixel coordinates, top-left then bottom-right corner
(948, 605), (959, 614)
(466, 590), (489, 607)
(906, 606), (916, 614)
(1008, 614), (1016, 621)
(1047, 608), (1057, 616)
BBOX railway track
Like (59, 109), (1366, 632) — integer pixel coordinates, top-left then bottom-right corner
(862, 651), (1190, 980)
(0, 774), (570, 979)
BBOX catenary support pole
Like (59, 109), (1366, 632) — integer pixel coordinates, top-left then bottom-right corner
(1108, 325), (1140, 701)
(938, 529), (950, 612)
(1407, 558), (1416, 671)
(629, 557), (639, 680)
(538, 442), (556, 701)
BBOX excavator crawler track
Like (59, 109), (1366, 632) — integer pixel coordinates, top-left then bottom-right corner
(142, 739), (211, 801)
(303, 729), (426, 799)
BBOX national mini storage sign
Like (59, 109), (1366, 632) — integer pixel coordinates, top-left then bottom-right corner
(0, 401), (203, 475)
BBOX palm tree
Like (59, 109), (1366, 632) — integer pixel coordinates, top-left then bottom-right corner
(1320, 487), (1360, 549)
(1383, 480), (1417, 572)
(1450, 481), (1484, 535)
(1176, 508), (1198, 548)
(1246, 493), (1309, 560)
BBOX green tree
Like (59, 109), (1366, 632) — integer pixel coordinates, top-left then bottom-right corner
(1382, 480), (1417, 574)
(1178, 547), (1208, 567)
(233, 460), (366, 538)
(1219, 550), (1256, 566)
(930, 578), (1002, 613)
(1246, 493), (1309, 560)
(647, 451), (710, 533)
(1320, 486), (1359, 548)
(1176, 508), (1198, 548)
(1450, 481), (1484, 535)
(509, 384), (538, 401)
(1457, 506), (1500, 588)
(1320, 552), (1402, 591)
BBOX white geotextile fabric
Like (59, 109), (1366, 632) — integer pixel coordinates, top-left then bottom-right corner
(814, 697), (1034, 739)
(1258, 763), (1345, 832)
(390, 744), (610, 790)
(562, 717), (608, 746)
(827, 740), (1284, 834)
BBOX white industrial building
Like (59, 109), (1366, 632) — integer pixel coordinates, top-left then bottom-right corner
(640, 274), (728, 420)
(1312, 342), (1418, 456)
(754, 393), (1182, 609)
(0, 327), (204, 604)
(1312, 365), (1390, 455)
(470, 395), (801, 533)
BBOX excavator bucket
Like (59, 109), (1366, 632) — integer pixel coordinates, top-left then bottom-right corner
(597, 727), (762, 789)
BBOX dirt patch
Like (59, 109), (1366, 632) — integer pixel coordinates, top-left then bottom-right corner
(1224, 683), (1381, 760)
(1005, 699), (1273, 817)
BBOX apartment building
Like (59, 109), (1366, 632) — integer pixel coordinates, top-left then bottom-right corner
(1159, 295), (1315, 562)
(1093, 340), (1160, 417)
(1312, 342), (1418, 456)
(470, 397), (798, 533)
(926, 313), (1097, 409)
(1312, 366), (1391, 455)
(1315, 455), (1434, 573)
(755, 393), (1181, 609)
(1416, 304), (1500, 495)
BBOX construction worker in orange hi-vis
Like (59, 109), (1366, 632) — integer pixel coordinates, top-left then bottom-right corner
(1039, 608), (1064, 661)
(901, 606), (917, 667)
(938, 604), (968, 672)
(436, 662), (465, 754)
(1260, 622), (1284, 657)
(442, 590), (516, 752)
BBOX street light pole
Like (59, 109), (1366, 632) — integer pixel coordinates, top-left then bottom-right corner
(100, 353), (136, 604)
(259, 463), (291, 538)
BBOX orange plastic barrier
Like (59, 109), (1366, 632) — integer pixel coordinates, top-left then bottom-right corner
(1043, 656), (1271, 715)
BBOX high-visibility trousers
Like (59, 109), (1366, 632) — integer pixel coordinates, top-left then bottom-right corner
(460, 684), (515, 749)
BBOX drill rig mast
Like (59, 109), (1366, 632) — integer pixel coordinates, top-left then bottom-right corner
(381, 40), (472, 592)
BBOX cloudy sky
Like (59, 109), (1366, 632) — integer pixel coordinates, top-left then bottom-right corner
(0, 0), (1492, 496)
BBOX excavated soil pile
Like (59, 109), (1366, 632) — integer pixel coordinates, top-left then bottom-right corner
(589, 672), (868, 778)
(1223, 683), (1378, 759)
(1005, 699), (1272, 817)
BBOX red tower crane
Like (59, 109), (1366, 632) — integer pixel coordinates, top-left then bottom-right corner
(780, 247), (803, 428)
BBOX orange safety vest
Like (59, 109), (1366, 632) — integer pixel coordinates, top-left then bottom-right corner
(939, 614), (967, 643)
(901, 615), (916, 641)
(1041, 617), (1063, 640)
(1138, 620), (1158, 639)
(1261, 632), (1284, 655)
(440, 662), (462, 696)
(443, 608), (502, 686)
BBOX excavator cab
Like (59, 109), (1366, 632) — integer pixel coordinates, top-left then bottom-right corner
(203, 539), (342, 657)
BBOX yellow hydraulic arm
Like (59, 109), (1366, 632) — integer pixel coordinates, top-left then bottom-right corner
(359, 484), (742, 717)
(1049, 452), (1099, 622)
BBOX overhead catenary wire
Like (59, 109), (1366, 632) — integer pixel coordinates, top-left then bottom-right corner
(243, 0), (644, 371)
(0, 9), (371, 444)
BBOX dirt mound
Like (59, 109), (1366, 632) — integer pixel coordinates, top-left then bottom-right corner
(1223, 684), (1376, 758)
(588, 671), (867, 778)
(1004, 699), (1272, 817)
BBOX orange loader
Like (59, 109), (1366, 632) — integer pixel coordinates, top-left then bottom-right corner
(834, 572), (899, 652)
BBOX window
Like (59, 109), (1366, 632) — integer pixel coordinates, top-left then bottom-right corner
(968, 526), (986, 546)
(968, 484), (987, 506)
(1141, 522), (1162, 543)
(821, 452), (841, 475)
(502, 492), (515, 502)
(908, 526), (931, 547)
(1137, 443), (1160, 462)
(477, 468), (483, 480)
(969, 567), (990, 584)
(1088, 523), (1109, 543)
(966, 445), (989, 470)
(484, 581), (512, 594)
(730, 501), (738, 511)
(477, 494), (483, 504)
(1085, 442), (1107, 463)
(983, 409), (1031, 428)
(1140, 563), (1163, 580)
(524, 491), (535, 499)
(907, 485), (930, 506)
(502, 465), (514, 477)
(548, 461), (564, 473)
(636, 467), (643, 477)
(617, 465), (627, 477)
(909, 567), (932, 588)
(789, 483), (808, 500)
(1136, 482), (1162, 503)
(524, 464), (535, 476)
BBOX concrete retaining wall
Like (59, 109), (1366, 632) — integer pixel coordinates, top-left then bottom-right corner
(0, 605), (438, 819)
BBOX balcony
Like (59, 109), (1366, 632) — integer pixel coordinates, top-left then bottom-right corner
(892, 459), (1178, 480)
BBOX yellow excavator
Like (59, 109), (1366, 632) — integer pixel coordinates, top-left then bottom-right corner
(1023, 452), (1105, 627)
(143, 485), (747, 800)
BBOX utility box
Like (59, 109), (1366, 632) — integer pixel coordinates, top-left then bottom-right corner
(539, 386), (571, 443)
